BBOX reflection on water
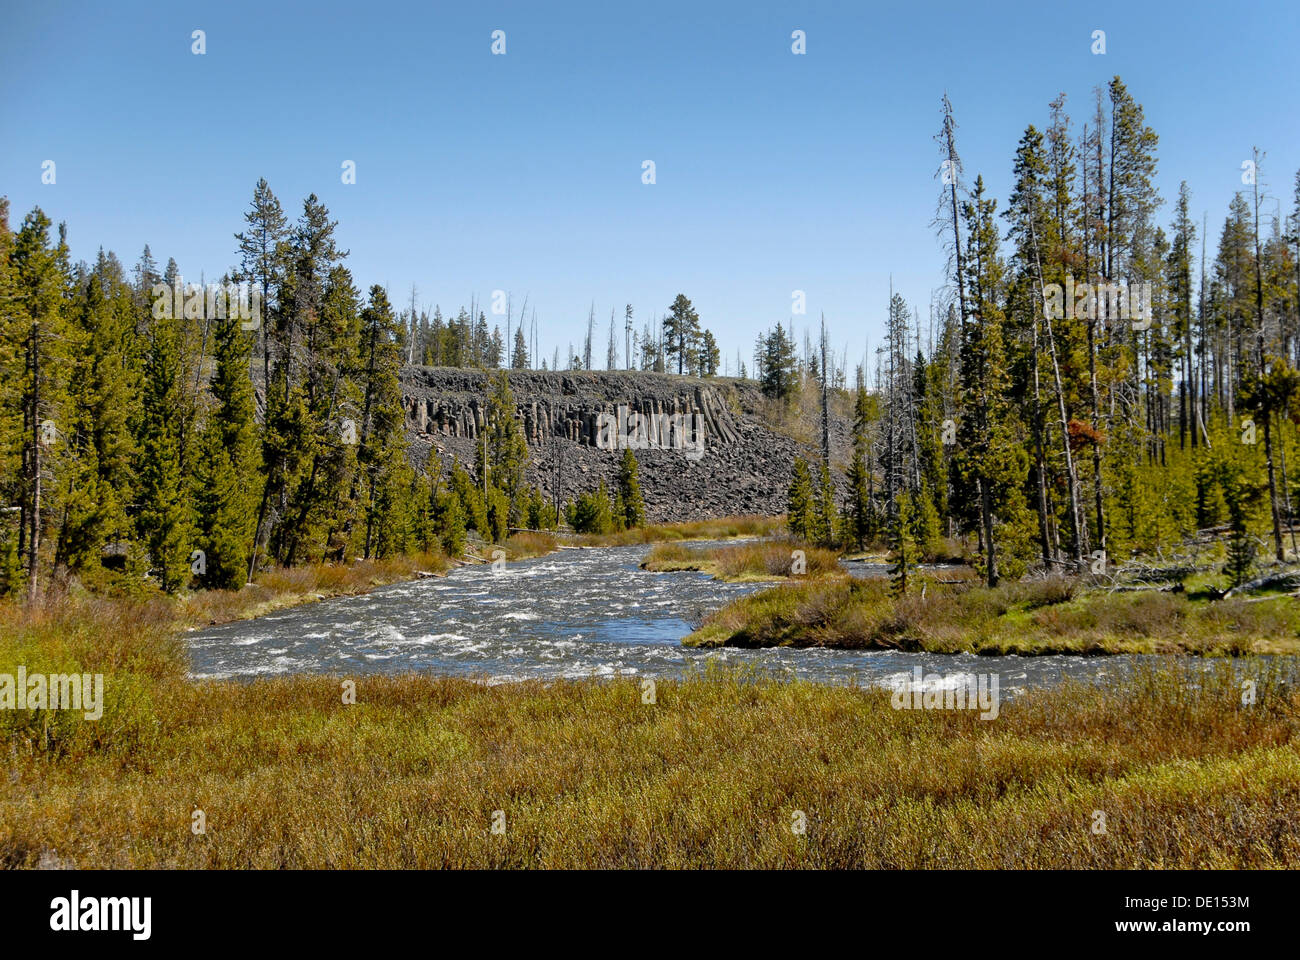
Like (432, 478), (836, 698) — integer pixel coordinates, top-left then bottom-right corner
(189, 542), (1152, 693)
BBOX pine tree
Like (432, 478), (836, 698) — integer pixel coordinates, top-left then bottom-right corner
(786, 455), (815, 541)
(10, 209), (72, 602)
(354, 285), (411, 559)
(812, 460), (838, 547)
(888, 490), (917, 597)
(699, 329), (720, 377)
(53, 251), (138, 585)
(477, 370), (530, 525)
(234, 178), (288, 391)
(760, 325), (799, 401)
(449, 459), (489, 540)
(511, 326), (529, 369)
(0, 198), (23, 597)
(137, 300), (192, 592)
(956, 175), (1030, 586)
(192, 303), (261, 588)
(425, 306), (445, 365)
(616, 447), (646, 528)
(663, 294), (701, 376)
(569, 480), (615, 534)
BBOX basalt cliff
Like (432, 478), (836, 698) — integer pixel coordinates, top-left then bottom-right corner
(399, 368), (815, 523)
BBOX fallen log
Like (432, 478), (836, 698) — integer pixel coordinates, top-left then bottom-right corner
(1222, 566), (1300, 600)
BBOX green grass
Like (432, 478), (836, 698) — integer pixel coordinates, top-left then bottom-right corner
(685, 574), (1300, 654)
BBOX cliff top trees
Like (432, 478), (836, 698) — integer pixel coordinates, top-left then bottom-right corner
(512, 326), (529, 369)
(663, 293), (701, 376)
(759, 324), (798, 401)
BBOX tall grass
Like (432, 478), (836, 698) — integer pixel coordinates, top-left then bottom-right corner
(181, 551), (453, 627)
(641, 539), (842, 580)
(2, 656), (1297, 868)
(571, 515), (785, 547)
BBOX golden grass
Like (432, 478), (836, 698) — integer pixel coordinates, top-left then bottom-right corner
(570, 515), (785, 547)
(1, 655), (1298, 868)
(180, 552), (453, 628)
(686, 574), (1300, 654)
(641, 539), (842, 581)
(5, 540), (1298, 869)
(501, 531), (559, 561)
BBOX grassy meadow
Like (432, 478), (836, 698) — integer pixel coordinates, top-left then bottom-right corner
(2, 519), (1299, 869)
(2, 604), (1298, 868)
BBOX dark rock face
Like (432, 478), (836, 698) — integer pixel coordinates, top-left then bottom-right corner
(400, 368), (805, 522)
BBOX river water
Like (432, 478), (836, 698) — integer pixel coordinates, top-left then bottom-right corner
(187, 542), (1156, 695)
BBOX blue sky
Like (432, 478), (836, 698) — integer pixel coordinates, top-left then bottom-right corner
(3, 0), (1297, 372)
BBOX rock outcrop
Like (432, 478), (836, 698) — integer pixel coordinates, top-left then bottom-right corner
(400, 368), (818, 522)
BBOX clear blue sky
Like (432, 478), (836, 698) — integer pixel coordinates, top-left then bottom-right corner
(3, 0), (1297, 371)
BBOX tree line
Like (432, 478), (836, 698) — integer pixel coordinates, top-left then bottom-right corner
(786, 77), (1300, 592)
(0, 180), (648, 602)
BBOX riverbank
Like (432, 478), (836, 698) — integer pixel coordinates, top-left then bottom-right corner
(685, 574), (1300, 655)
(2, 649), (1297, 868)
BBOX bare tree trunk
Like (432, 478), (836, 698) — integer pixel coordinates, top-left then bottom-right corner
(26, 322), (41, 605)
(1252, 148), (1285, 561)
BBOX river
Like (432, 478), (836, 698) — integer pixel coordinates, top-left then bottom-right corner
(187, 541), (1156, 695)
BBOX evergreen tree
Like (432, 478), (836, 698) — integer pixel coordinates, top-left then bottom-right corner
(354, 285), (412, 559)
(137, 301), (192, 592)
(812, 461), (838, 547)
(191, 304), (261, 588)
(8, 209), (71, 602)
(699, 329), (720, 377)
(511, 326), (529, 369)
(786, 455), (815, 541)
(569, 480), (615, 534)
(234, 178), (288, 391)
(761, 324), (800, 402)
(615, 447), (646, 528)
(53, 251), (138, 585)
(888, 489), (917, 597)
(663, 294), (701, 376)
(448, 458), (489, 540)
